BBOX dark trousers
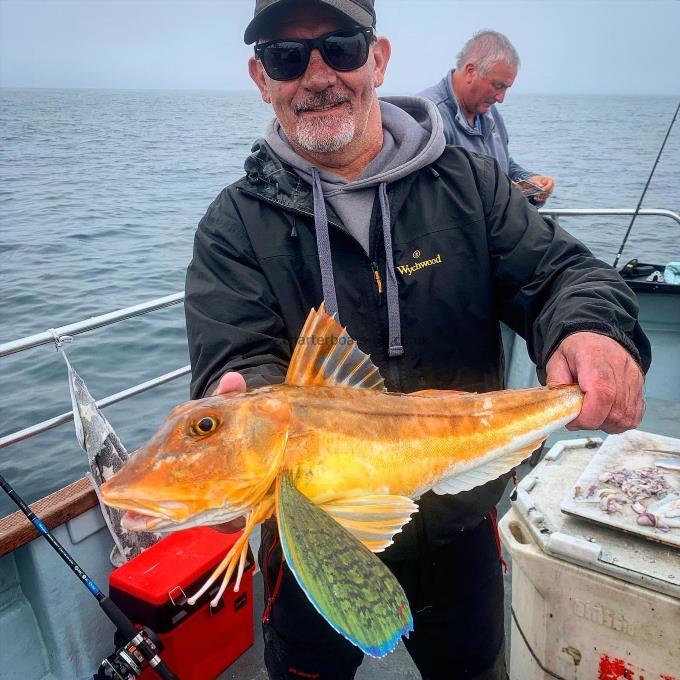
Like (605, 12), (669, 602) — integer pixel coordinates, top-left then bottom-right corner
(258, 513), (507, 680)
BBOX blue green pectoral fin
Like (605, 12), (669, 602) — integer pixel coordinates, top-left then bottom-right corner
(320, 495), (418, 552)
(276, 473), (413, 657)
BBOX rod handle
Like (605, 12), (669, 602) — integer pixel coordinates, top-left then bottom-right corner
(99, 596), (139, 639)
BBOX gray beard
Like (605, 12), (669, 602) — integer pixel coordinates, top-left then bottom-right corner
(295, 115), (356, 153)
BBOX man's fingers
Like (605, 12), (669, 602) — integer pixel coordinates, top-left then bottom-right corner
(600, 362), (644, 433)
(635, 392), (646, 426)
(548, 332), (645, 434)
(529, 175), (555, 196)
(213, 371), (247, 395)
(546, 343), (590, 430)
(573, 356), (618, 430)
(569, 385), (617, 431)
(545, 350), (573, 388)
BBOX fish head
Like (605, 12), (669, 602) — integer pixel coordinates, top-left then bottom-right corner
(100, 390), (289, 532)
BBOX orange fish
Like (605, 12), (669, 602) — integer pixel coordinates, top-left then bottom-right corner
(101, 305), (582, 656)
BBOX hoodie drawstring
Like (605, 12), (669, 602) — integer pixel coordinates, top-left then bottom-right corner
(310, 168), (404, 359)
(311, 167), (339, 318)
(378, 183), (404, 358)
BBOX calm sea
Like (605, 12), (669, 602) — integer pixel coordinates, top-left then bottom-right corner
(1, 89), (679, 515)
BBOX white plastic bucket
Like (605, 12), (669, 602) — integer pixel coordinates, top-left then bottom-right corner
(500, 508), (680, 679)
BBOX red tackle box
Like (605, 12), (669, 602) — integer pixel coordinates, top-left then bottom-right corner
(109, 527), (254, 680)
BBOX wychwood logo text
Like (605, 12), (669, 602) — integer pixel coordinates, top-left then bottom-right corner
(396, 251), (443, 276)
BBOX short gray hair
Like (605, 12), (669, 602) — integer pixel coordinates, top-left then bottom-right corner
(456, 30), (520, 76)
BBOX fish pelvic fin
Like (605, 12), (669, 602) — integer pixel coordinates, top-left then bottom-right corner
(276, 472), (413, 657)
(285, 304), (385, 391)
(320, 495), (418, 553)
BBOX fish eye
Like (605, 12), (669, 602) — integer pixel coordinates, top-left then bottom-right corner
(192, 416), (218, 435)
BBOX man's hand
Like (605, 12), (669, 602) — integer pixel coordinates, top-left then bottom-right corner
(212, 371), (247, 395)
(528, 174), (555, 202)
(212, 372), (247, 533)
(546, 332), (644, 434)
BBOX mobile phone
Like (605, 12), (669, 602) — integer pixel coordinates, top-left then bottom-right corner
(513, 179), (544, 198)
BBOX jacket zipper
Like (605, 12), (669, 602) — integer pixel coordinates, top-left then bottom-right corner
(371, 261), (384, 303)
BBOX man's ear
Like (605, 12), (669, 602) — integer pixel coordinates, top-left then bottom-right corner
(371, 36), (391, 88)
(249, 56), (271, 103)
(463, 62), (476, 82)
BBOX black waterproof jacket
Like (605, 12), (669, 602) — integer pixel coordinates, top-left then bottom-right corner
(185, 141), (650, 549)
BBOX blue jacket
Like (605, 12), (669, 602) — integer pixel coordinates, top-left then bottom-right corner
(419, 70), (533, 182)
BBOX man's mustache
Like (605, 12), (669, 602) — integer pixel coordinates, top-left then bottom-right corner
(293, 91), (352, 114)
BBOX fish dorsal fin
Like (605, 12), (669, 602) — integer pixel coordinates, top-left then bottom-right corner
(276, 472), (412, 657)
(432, 438), (544, 496)
(320, 495), (418, 553)
(285, 304), (385, 390)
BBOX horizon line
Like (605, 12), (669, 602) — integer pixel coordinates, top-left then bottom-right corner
(0, 85), (673, 98)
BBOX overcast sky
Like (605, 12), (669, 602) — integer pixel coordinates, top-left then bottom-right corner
(1, 0), (679, 95)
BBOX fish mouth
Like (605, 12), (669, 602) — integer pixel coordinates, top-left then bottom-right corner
(103, 494), (191, 523)
(114, 502), (188, 532)
(121, 506), (246, 533)
(105, 494), (246, 532)
(121, 509), (164, 531)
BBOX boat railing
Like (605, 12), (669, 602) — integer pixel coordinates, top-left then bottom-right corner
(1, 207), (679, 455)
(540, 208), (680, 223)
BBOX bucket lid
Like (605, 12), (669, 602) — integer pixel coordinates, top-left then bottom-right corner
(109, 527), (243, 605)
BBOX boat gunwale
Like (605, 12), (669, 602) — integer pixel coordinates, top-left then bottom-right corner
(0, 476), (97, 557)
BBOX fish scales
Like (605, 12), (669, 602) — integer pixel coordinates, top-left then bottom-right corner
(281, 384), (581, 502)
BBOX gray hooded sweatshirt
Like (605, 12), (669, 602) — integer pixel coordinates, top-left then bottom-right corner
(265, 96), (446, 358)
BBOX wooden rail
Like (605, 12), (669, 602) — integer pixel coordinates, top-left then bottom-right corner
(0, 477), (98, 557)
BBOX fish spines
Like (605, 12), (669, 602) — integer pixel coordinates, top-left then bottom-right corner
(285, 304), (386, 391)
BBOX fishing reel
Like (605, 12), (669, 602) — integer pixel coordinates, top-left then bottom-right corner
(95, 627), (163, 679)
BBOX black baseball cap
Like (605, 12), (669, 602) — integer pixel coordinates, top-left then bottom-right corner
(244, 0), (376, 44)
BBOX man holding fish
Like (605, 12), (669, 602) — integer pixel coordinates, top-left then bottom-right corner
(107, 1), (650, 678)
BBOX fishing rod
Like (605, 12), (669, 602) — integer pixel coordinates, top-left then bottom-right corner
(0, 471), (179, 680)
(613, 100), (680, 269)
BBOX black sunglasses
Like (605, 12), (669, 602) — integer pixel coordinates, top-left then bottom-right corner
(255, 27), (374, 81)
